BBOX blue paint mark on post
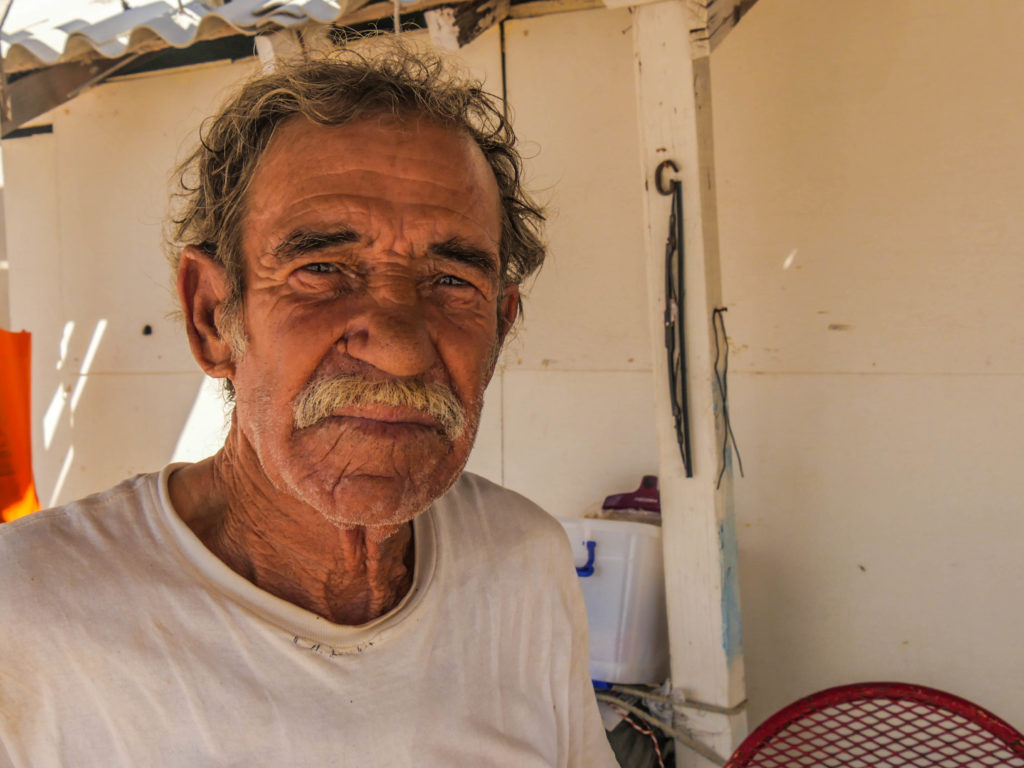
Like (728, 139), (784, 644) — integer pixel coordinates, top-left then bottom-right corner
(719, 512), (743, 660)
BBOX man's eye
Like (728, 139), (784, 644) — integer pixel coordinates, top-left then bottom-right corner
(437, 274), (471, 287)
(301, 262), (338, 274)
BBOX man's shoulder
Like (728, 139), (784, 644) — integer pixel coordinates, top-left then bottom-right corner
(437, 471), (573, 562)
(0, 471), (162, 581)
(446, 471), (562, 529)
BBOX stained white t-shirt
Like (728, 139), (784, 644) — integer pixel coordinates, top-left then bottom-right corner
(0, 466), (616, 768)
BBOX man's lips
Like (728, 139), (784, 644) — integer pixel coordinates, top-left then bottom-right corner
(311, 405), (444, 433)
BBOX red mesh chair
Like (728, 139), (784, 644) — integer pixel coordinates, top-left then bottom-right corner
(726, 682), (1024, 768)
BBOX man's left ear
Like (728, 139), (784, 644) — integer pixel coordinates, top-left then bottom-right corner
(498, 284), (520, 343)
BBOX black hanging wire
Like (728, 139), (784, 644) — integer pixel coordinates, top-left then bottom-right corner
(712, 307), (743, 490)
(656, 160), (692, 477)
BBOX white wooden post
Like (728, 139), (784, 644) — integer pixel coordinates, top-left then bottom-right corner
(632, 1), (747, 764)
(255, 24), (332, 72)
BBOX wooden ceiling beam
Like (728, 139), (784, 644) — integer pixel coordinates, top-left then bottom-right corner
(688, 0), (759, 57)
(426, 0), (511, 49)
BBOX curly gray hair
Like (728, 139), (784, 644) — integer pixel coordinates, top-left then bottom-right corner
(170, 42), (545, 353)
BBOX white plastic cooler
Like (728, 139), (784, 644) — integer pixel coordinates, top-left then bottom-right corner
(558, 517), (670, 685)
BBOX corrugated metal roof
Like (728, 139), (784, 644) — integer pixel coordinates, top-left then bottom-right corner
(0, 0), (372, 74)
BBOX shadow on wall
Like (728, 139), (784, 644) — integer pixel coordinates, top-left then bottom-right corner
(35, 316), (228, 507)
(0, 183), (8, 331)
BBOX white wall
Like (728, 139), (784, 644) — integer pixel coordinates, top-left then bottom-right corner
(3, 60), (258, 506)
(0, 152), (9, 330)
(4, 15), (655, 521)
(481, 8), (658, 517)
(712, 0), (1024, 729)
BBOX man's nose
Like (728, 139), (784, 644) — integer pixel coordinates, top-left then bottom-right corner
(340, 296), (439, 378)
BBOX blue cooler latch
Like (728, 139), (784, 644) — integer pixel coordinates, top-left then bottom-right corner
(576, 540), (596, 577)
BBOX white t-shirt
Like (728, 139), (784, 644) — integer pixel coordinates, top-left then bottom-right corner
(0, 466), (616, 768)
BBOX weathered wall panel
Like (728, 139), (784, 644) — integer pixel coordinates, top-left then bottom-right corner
(713, 0), (1024, 730)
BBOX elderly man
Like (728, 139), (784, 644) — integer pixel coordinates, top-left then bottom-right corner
(0, 47), (616, 767)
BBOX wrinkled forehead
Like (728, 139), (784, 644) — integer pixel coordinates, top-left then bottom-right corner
(240, 113), (503, 249)
(258, 111), (499, 195)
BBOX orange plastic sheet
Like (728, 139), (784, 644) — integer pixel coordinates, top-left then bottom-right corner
(1, 329), (40, 522)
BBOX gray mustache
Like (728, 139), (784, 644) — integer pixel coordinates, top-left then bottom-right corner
(293, 375), (466, 441)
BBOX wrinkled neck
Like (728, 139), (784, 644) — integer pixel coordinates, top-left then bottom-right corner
(168, 422), (414, 625)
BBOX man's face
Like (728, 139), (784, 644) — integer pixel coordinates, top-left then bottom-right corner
(227, 113), (515, 528)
